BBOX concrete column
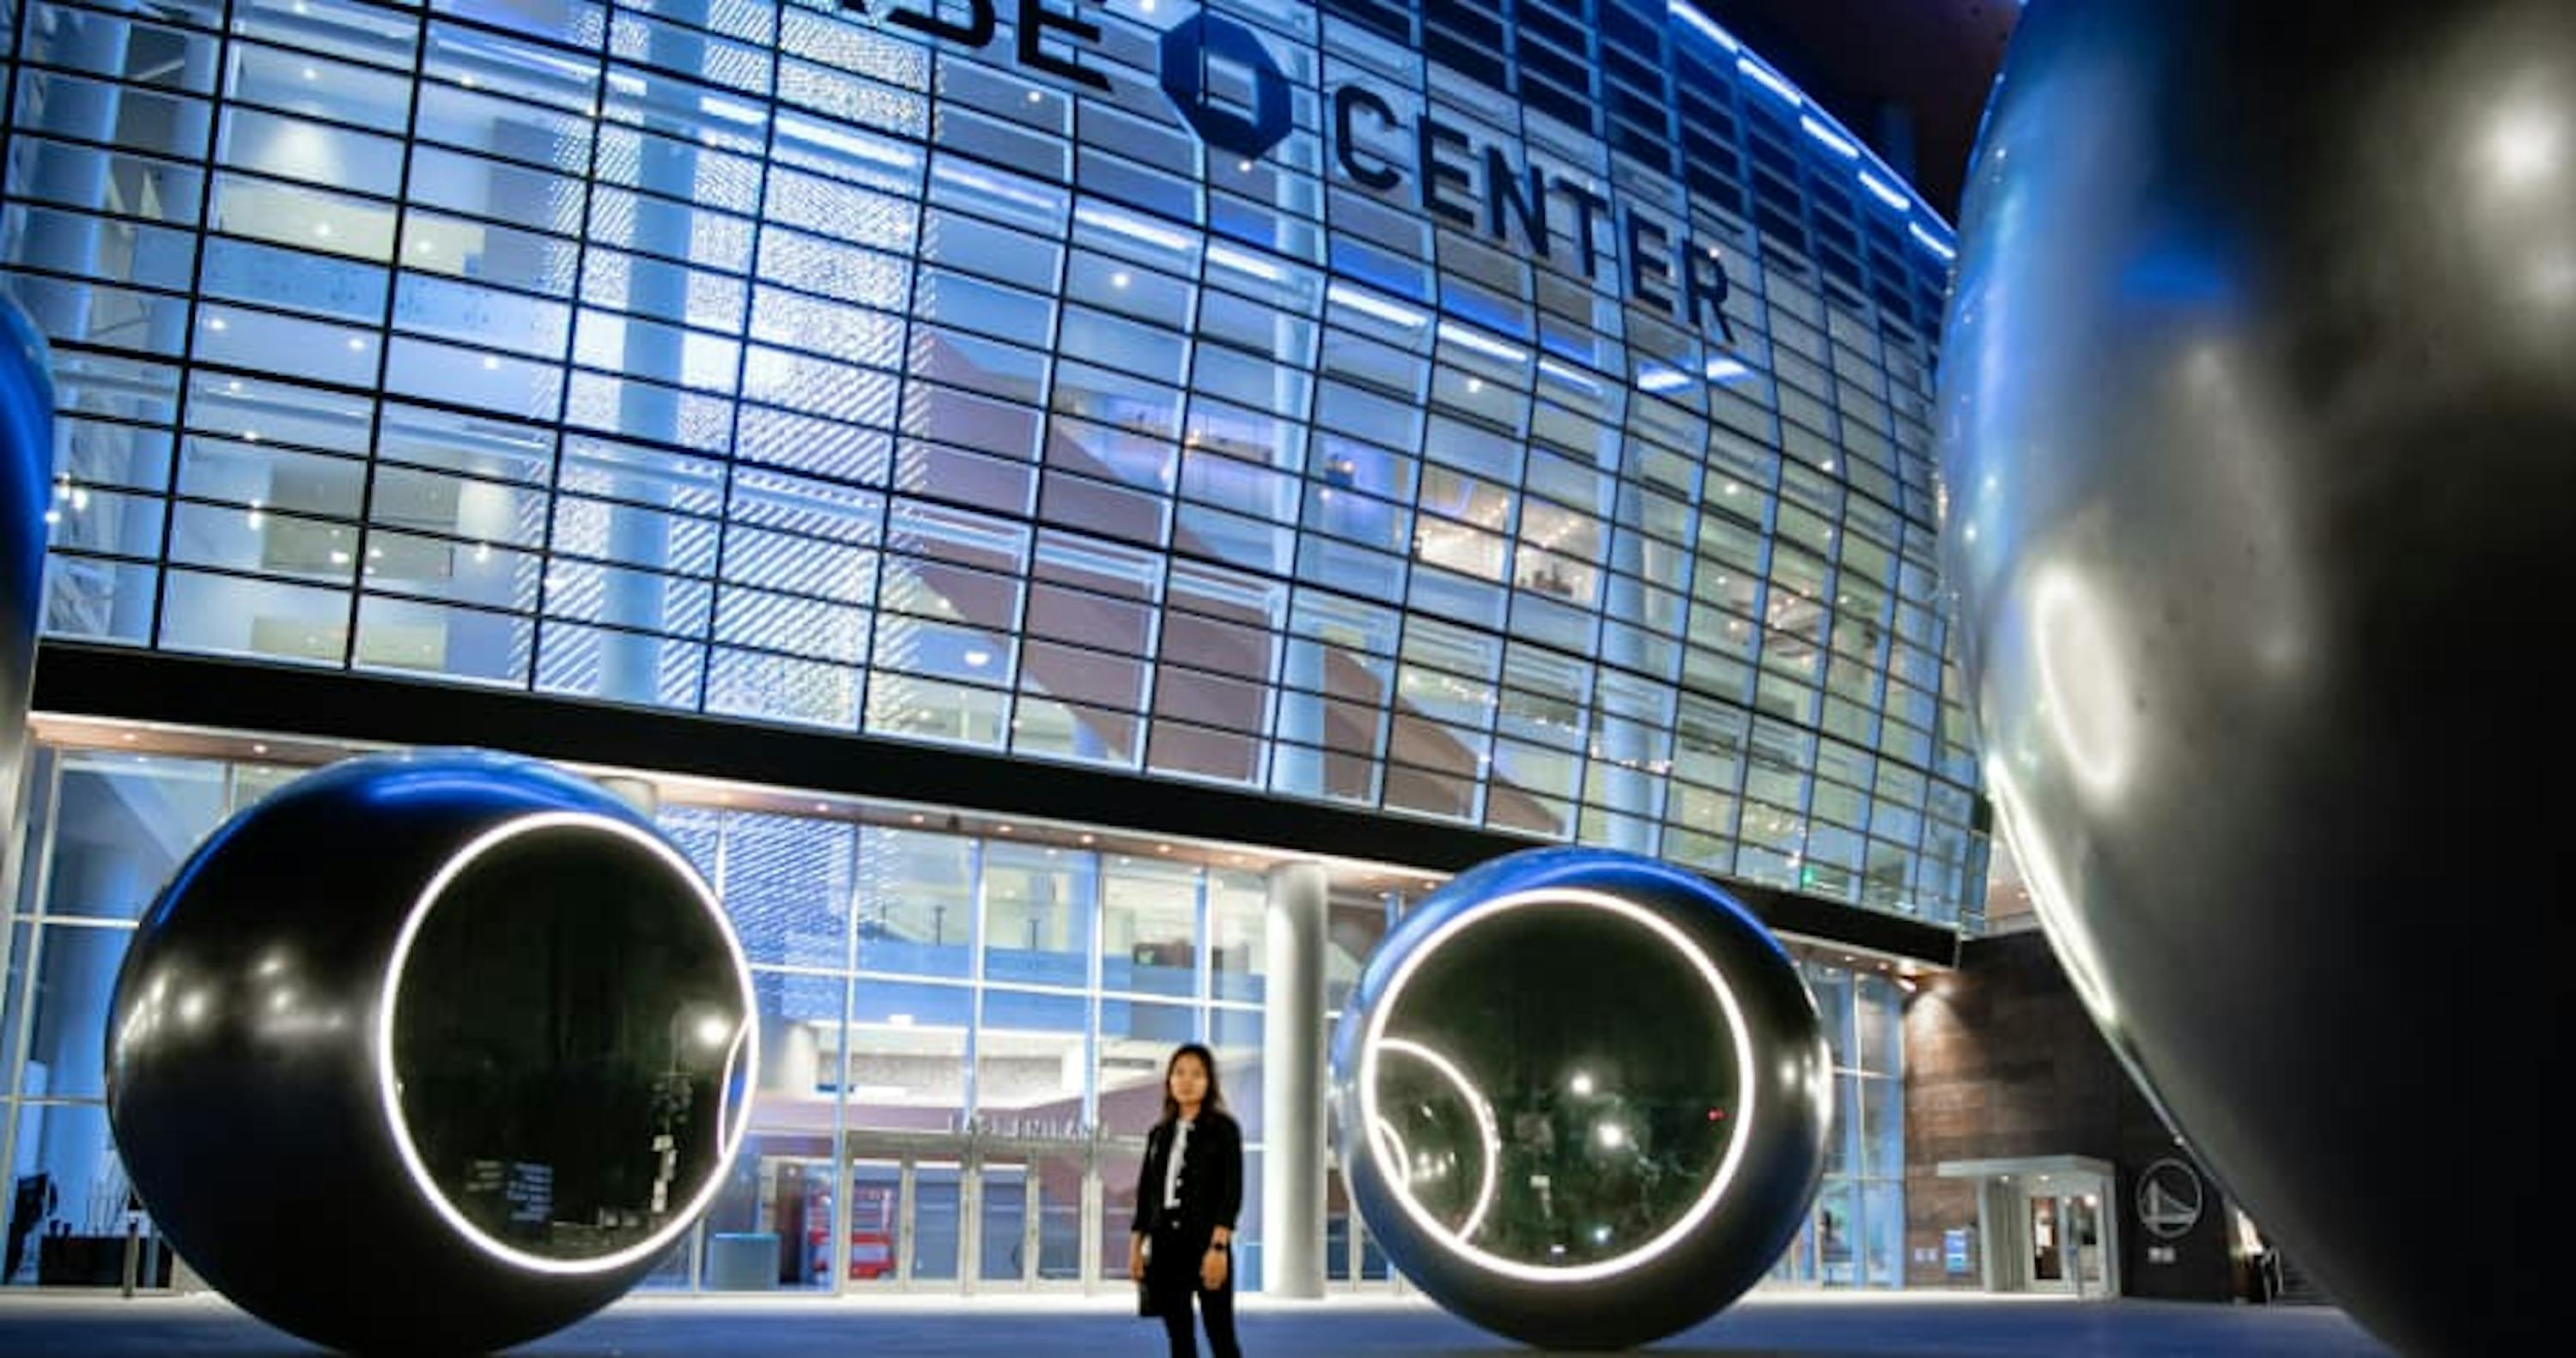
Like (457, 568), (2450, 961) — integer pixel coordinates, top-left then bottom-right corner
(591, 27), (704, 706)
(1260, 861), (1326, 1298)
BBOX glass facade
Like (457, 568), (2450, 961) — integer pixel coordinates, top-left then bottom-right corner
(1770, 960), (1907, 1288)
(0, 740), (1908, 1290)
(3, 0), (1987, 927)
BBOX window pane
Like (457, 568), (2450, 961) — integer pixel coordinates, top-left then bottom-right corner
(981, 844), (1095, 989)
(1208, 871), (1267, 1004)
(1209, 1005), (1263, 1143)
(1862, 1181), (1905, 1288)
(847, 979), (972, 1134)
(975, 988), (1086, 1125)
(718, 813), (855, 970)
(1098, 997), (1195, 1127)
(855, 827), (973, 980)
(1101, 862), (1196, 998)
(0, 1101), (171, 1288)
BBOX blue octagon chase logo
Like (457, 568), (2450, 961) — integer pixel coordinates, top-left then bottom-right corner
(1158, 11), (1292, 161)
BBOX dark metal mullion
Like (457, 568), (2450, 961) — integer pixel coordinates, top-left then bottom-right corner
(526, 9), (615, 701)
(1035, 41), (1139, 765)
(1362, 40), (1464, 821)
(353, 11), (579, 681)
(699, 0), (795, 720)
(146, 0), (241, 655)
(1180, 100), (1309, 793)
(1002, 124), (1096, 760)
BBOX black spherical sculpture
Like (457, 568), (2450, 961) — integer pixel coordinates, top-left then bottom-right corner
(1328, 847), (1829, 1350)
(1937, 3), (2571, 1353)
(2, 294), (53, 876)
(105, 752), (757, 1355)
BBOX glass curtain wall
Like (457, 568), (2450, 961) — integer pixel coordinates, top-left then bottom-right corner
(1766, 959), (1905, 1288)
(0, 747), (294, 1287)
(655, 810), (1281, 1290)
(3, 0), (1989, 933)
(3, 741), (1905, 1290)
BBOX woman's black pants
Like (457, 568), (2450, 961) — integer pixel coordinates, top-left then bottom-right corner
(1149, 1218), (1241, 1358)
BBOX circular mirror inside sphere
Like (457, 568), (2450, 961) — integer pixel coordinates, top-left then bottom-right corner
(388, 817), (750, 1269)
(1366, 896), (1743, 1276)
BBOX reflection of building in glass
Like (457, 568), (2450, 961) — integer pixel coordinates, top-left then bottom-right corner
(5, 0), (1955, 1299)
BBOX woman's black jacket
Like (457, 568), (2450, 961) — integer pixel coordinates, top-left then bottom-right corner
(1130, 1108), (1242, 1247)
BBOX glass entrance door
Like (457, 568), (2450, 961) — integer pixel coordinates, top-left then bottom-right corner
(976, 1157), (1030, 1288)
(969, 1138), (1091, 1288)
(2063, 1191), (2106, 1297)
(1029, 1147), (1086, 1283)
(2027, 1192), (2067, 1288)
(1947, 1159), (2123, 1297)
(2020, 1184), (2109, 1295)
(910, 1161), (963, 1284)
(834, 1151), (962, 1288)
(1097, 1136), (1146, 1294)
(843, 1137), (1087, 1292)
(841, 1159), (902, 1286)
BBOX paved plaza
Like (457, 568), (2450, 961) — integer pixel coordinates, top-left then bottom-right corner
(0, 1290), (2392, 1355)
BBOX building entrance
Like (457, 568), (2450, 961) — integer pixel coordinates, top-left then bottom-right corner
(1936, 1155), (2122, 1297)
(2021, 1185), (2107, 1294)
(830, 1132), (1091, 1292)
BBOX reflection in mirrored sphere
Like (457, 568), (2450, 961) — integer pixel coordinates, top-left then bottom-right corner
(1332, 848), (1829, 1350)
(106, 752), (756, 1354)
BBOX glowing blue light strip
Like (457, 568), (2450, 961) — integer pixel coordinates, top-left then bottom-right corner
(1705, 356), (1752, 383)
(932, 162), (1057, 214)
(1437, 320), (1528, 365)
(1666, 1), (1740, 53)
(1800, 115), (1860, 160)
(1206, 242), (1285, 283)
(1638, 367), (1693, 393)
(1073, 201), (1194, 253)
(1537, 358), (1601, 397)
(1327, 282), (1429, 330)
(1673, 7), (1963, 264)
(1735, 56), (1802, 106)
(1910, 221), (1958, 261)
(777, 112), (916, 172)
(699, 94), (768, 127)
(1857, 171), (1911, 212)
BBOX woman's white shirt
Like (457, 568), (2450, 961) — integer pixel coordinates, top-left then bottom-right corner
(1163, 1117), (1194, 1209)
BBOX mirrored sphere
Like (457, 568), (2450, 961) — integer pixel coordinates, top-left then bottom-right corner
(1331, 848), (1829, 1350)
(1, 294), (52, 890)
(1936, 3), (2570, 1353)
(106, 752), (756, 1355)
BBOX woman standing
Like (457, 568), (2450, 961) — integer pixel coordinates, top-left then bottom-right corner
(1129, 1043), (1243, 1358)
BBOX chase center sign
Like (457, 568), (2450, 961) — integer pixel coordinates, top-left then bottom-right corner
(838, 0), (1741, 361)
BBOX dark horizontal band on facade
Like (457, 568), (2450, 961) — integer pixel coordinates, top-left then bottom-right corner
(33, 639), (1960, 966)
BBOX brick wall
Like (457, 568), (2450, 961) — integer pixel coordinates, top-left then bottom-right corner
(1902, 928), (2242, 1300)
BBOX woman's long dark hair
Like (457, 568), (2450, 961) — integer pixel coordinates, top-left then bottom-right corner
(1157, 1042), (1225, 1127)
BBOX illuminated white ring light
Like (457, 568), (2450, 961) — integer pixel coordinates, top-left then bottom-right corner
(375, 810), (760, 1276)
(1373, 1118), (1417, 1189)
(1370, 1038), (1501, 1243)
(1358, 886), (1758, 1284)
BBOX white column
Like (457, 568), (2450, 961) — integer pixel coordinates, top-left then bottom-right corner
(1260, 861), (1327, 1298)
